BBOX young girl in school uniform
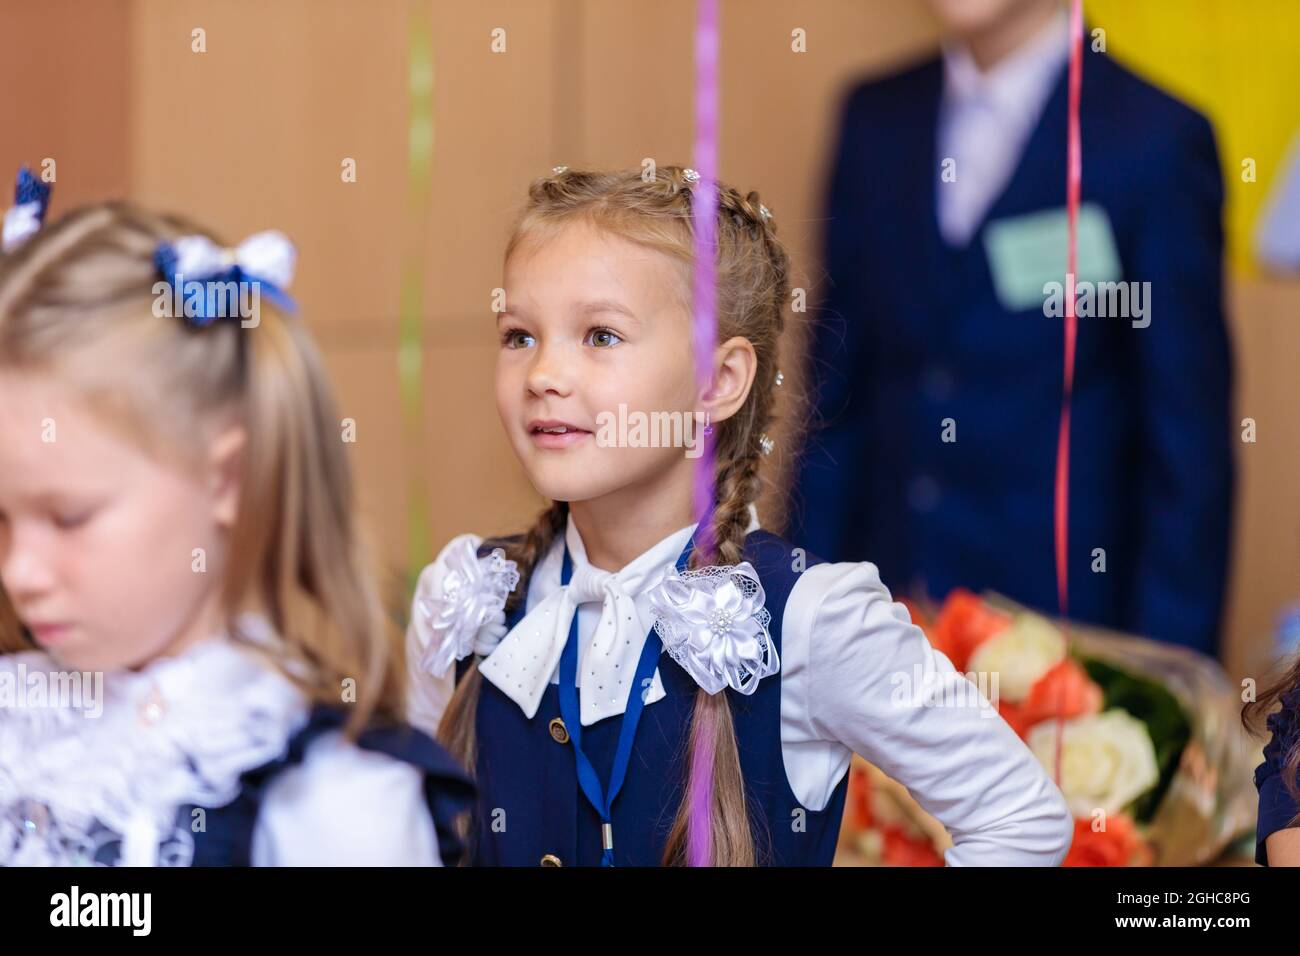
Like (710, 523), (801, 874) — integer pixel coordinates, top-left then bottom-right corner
(1244, 660), (1300, 865)
(406, 165), (1074, 866)
(0, 171), (471, 866)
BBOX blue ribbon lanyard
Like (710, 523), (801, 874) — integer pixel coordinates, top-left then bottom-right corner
(557, 539), (693, 866)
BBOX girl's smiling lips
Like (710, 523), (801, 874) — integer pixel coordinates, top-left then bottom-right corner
(527, 418), (592, 449)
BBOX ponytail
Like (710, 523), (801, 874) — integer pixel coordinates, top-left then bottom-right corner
(225, 312), (401, 736)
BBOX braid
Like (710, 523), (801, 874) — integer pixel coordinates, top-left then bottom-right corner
(497, 500), (568, 615)
(436, 500), (569, 798)
(694, 449), (763, 568)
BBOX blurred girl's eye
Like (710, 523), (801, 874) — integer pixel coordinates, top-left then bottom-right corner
(52, 508), (95, 531)
(586, 327), (623, 348)
(502, 328), (536, 349)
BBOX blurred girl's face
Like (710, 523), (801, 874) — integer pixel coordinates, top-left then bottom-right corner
(496, 218), (701, 507)
(0, 370), (234, 672)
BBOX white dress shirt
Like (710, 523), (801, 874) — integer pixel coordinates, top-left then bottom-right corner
(937, 9), (1070, 246)
(1256, 131), (1300, 273)
(408, 515), (1074, 866)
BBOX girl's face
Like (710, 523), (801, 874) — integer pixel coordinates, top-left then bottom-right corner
(497, 218), (701, 506)
(0, 370), (238, 672)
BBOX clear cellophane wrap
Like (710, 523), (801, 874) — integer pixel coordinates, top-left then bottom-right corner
(980, 593), (1260, 865)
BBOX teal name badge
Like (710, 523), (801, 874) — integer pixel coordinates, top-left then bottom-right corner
(982, 203), (1122, 312)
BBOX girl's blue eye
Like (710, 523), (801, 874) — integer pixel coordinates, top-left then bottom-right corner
(586, 328), (622, 348)
(503, 328), (535, 349)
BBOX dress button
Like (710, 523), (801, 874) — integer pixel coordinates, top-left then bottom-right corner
(548, 717), (570, 744)
(540, 854), (563, 867)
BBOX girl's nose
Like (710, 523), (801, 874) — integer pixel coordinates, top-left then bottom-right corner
(525, 345), (574, 398)
(0, 531), (55, 605)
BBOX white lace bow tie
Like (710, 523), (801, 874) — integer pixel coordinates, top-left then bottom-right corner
(479, 558), (668, 726)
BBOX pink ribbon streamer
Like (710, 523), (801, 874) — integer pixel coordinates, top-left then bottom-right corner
(1052, 0), (1085, 787)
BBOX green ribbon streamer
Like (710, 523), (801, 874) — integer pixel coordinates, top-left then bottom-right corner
(400, 2), (434, 597)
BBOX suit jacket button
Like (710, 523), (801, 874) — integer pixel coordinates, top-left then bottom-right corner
(908, 474), (942, 513)
(548, 717), (570, 744)
(540, 854), (563, 867)
(922, 364), (955, 402)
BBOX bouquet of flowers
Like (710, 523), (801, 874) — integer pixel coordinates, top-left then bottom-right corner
(838, 590), (1258, 866)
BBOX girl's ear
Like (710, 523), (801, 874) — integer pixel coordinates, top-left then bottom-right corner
(208, 424), (247, 529)
(699, 335), (758, 424)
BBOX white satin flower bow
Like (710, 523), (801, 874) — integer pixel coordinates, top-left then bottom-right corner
(415, 538), (520, 677)
(168, 231), (297, 288)
(646, 560), (779, 695)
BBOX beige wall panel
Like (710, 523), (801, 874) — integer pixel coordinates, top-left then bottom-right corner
(0, 0), (130, 209)
(130, 0), (410, 330)
(119, 0), (1294, 671)
(1224, 277), (1300, 679)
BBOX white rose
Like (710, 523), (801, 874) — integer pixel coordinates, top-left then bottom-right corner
(966, 612), (1065, 702)
(1028, 709), (1159, 817)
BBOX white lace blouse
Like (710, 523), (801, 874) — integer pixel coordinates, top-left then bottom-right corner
(0, 622), (439, 867)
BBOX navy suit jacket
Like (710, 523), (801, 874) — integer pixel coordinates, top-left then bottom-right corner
(792, 47), (1234, 656)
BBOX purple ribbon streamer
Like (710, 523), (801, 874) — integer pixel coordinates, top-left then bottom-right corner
(688, 0), (720, 868)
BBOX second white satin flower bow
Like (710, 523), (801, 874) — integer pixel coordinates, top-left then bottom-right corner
(646, 560), (779, 695)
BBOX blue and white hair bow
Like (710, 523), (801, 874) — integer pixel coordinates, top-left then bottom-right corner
(2, 167), (52, 253)
(154, 230), (298, 326)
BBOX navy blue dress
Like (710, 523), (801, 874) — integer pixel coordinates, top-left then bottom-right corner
(1254, 686), (1300, 865)
(459, 530), (849, 867)
(190, 705), (474, 866)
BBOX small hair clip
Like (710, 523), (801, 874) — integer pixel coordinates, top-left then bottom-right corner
(552, 165), (568, 175)
(759, 433), (775, 456)
(682, 168), (701, 184)
(758, 203), (772, 222)
(3, 167), (53, 253)
(774, 369), (784, 386)
(154, 231), (298, 327)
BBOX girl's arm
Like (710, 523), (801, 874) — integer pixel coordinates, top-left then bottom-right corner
(784, 561), (1074, 866)
(406, 610), (455, 738)
(251, 732), (442, 866)
(1266, 828), (1300, 866)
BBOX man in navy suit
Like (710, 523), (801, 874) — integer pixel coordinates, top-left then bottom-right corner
(792, 0), (1234, 656)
